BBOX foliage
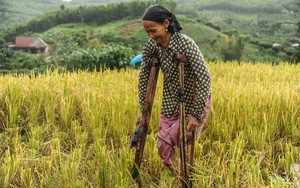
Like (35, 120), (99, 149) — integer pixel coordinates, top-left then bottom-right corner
(222, 34), (245, 62)
(60, 4), (65, 11)
(100, 32), (145, 51)
(291, 22), (300, 63)
(0, 48), (14, 63)
(0, 51), (52, 74)
(42, 30), (82, 55)
(61, 44), (134, 71)
(41, 28), (135, 70)
(181, 0), (299, 62)
(291, 51), (300, 63)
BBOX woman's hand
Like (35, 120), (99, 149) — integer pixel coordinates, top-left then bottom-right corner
(186, 114), (198, 132)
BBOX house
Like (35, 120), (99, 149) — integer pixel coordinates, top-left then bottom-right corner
(8, 36), (49, 54)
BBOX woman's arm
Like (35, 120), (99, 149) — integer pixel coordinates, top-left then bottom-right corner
(185, 39), (211, 122)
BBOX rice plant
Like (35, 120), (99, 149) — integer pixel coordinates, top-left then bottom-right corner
(0, 62), (298, 187)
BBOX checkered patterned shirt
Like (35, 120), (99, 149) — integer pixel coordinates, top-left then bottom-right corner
(138, 32), (211, 121)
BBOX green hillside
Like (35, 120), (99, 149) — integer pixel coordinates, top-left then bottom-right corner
(1, 0), (129, 29)
(37, 14), (283, 63)
(178, 0), (300, 44)
(0, 0), (299, 66)
(41, 16), (226, 60)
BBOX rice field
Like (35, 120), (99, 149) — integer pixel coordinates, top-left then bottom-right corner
(0, 62), (299, 187)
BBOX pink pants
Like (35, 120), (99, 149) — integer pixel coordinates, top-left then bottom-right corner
(157, 96), (212, 166)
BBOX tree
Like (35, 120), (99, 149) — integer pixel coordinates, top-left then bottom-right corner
(222, 34), (245, 62)
(60, 4), (65, 11)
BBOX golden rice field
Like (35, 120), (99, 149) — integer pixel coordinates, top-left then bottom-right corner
(0, 62), (299, 188)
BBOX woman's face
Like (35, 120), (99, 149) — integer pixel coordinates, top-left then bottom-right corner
(143, 20), (170, 47)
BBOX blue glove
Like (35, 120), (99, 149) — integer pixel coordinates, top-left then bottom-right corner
(130, 125), (141, 148)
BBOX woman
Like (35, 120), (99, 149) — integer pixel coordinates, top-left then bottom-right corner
(138, 4), (212, 171)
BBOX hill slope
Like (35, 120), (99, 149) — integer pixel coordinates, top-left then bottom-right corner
(38, 15), (279, 62)
(178, 0), (300, 44)
(1, 0), (129, 29)
(1, 0), (299, 62)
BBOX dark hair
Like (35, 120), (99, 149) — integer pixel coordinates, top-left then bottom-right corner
(142, 4), (182, 33)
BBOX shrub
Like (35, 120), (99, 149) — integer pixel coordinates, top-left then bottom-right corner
(0, 51), (51, 73)
(222, 34), (245, 62)
(0, 48), (14, 64)
(62, 44), (134, 71)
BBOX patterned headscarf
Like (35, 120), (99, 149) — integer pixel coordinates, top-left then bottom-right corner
(142, 4), (182, 33)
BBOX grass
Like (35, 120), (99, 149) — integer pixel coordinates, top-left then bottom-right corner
(0, 62), (299, 187)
